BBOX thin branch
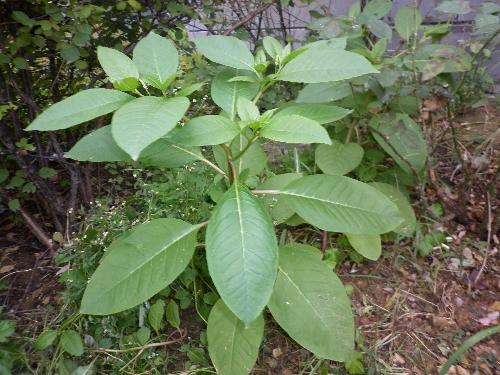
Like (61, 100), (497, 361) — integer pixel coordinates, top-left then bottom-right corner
(94, 332), (186, 354)
(473, 191), (493, 285)
(223, 3), (272, 36)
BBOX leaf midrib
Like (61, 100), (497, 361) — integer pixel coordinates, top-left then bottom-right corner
(234, 183), (250, 317)
(92, 224), (199, 299)
(279, 190), (382, 215)
(277, 266), (331, 331)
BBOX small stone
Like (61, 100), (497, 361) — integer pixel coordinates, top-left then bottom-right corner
(272, 347), (282, 358)
(393, 353), (405, 364)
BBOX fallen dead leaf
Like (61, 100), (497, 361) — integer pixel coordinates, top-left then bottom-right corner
(444, 365), (471, 375)
(433, 316), (456, 330)
(0, 265), (15, 274)
(487, 301), (500, 312)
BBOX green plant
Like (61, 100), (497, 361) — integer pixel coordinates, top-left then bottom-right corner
(438, 325), (500, 375)
(0, 0), (203, 244)
(28, 32), (418, 373)
(0, 308), (17, 375)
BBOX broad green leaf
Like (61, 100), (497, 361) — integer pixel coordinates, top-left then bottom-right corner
(285, 214), (306, 227)
(254, 48), (266, 65)
(473, 13), (499, 36)
(148, 300), (165, 333)
(361, 0), (392, 19)
(436, 0), (472, 15)
(369, 113), (427, 174)
(111, 96), (189, 160)
(346, 233), (381, 260)
(308, 17), (347, 39)
(315, 140), (364, 175)
(236, 97), (259, 121)
(296, 82), (352, 103)
(0, 320), (14, 343)
(97, 46), (139, 91)
(61, 45), (80, 63)
(389, 96), (419, 114)
(12, 11), (34, 27)
(280, 46), (305, 65)
(166, 300), (180, 329)
(263, 36), (283, 60)
(211, 68), (260, 117)
(261, 115), (331, 144)
(34, 330), (58, 351)
(258, 173), (302, 224)
(65, 125), (131, 162)
(168, 115), (240, 146)
(345, 351), (365, 374)
(195, 36), (255, 71)
(124, 327), (150, 346)
(268, 244), (354, 361)
(277, 48), (378, 83)
(369, 182), (416, 236)
(133, 327), (150, 344)
(8, 198), (20, 212)
(480, 2), (500, 14)
(133, 32), (178, 90)
(414, 44), (472, 80)
(207, 299), (264, 375)
(26, 89), (133, 131)
(176, 83), (205, 97)
(423, 24), (450, 38)
(395, 6), (422, 41)
(206, 181), (278, 325)
(187, 347), (208, 365)
(39, 167), (57, 179)
(372, 38), (388, 61)
(304, 38), (347, 51)
(66, 128), (201, 167)
(364, 16), (392, 41)
(80, 218), (200, 315)
(273, 103), (352, 125)
(278, 175), (403, 234)
(58, 357), (78, 375)
(60, 330), (83, 357)
(139, 140), (202, 168)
